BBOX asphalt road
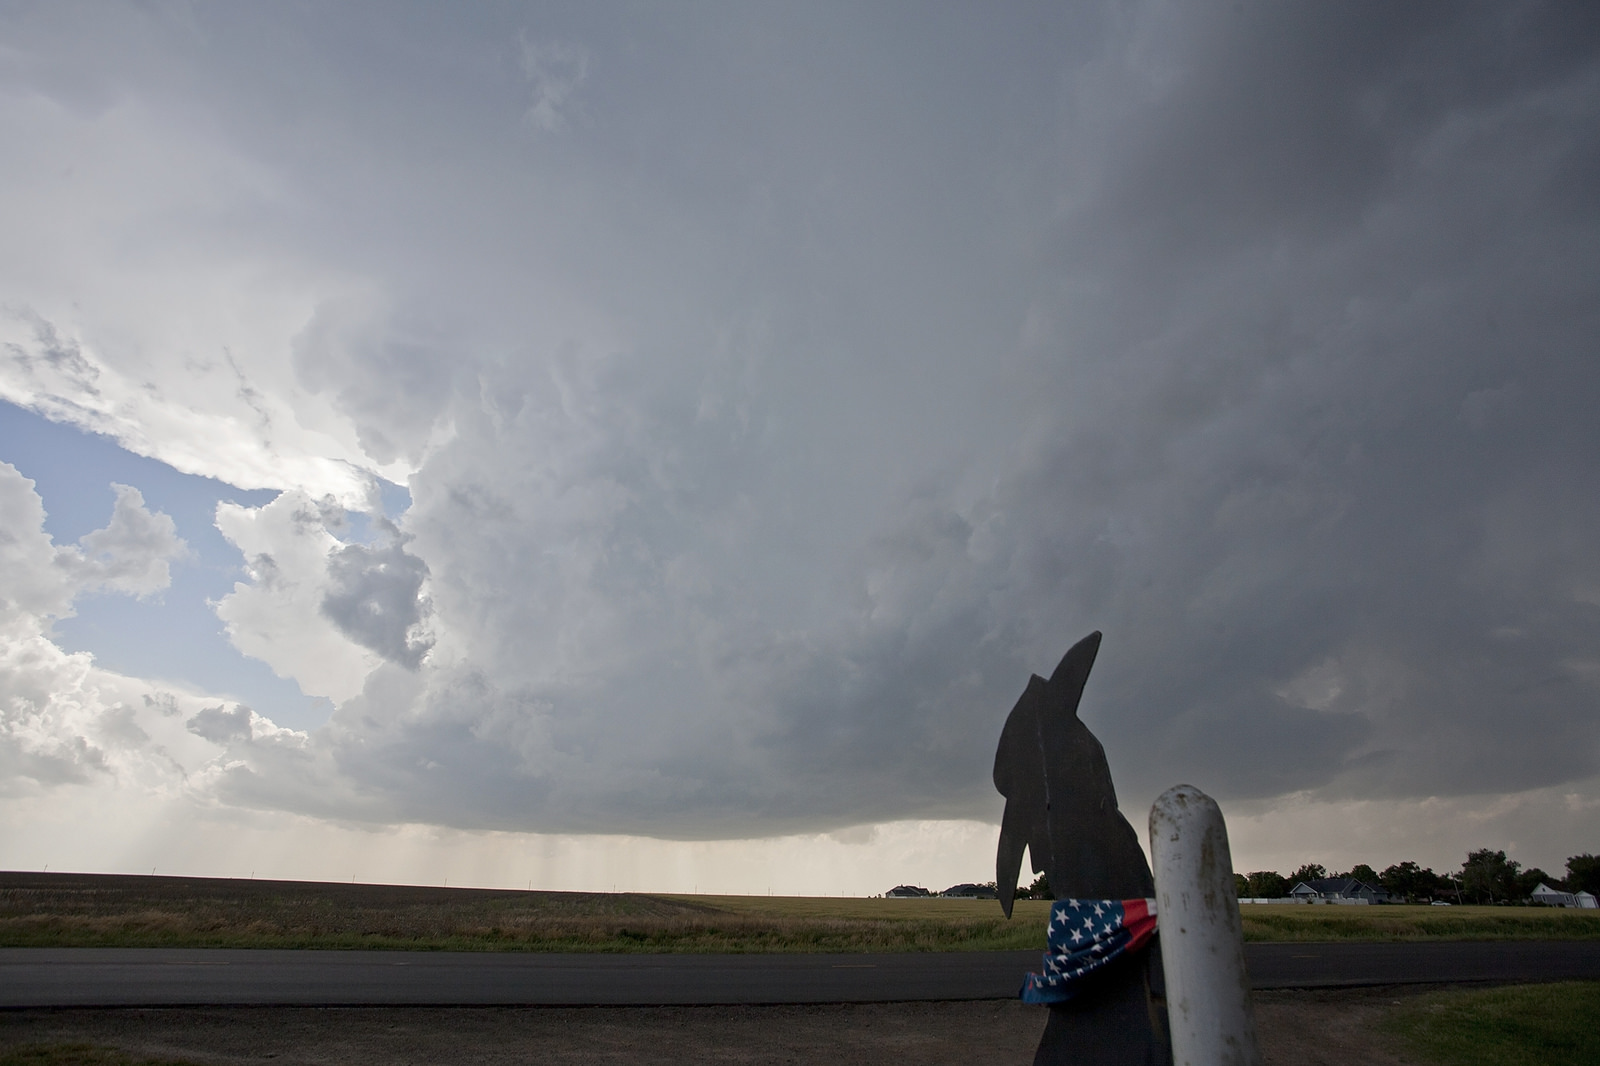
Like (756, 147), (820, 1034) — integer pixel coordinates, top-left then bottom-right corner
(3, 941), (1597, 1008)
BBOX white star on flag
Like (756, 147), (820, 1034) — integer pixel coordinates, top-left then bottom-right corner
(1021, 899), (1158, 1005)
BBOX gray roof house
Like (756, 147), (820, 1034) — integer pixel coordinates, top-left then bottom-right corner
(940, 883), (997, 899)
(886, 885), (930, 898)
(1290, 877), (1387, 903)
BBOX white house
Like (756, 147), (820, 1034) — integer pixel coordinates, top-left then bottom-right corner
(1577, 891), (1598, 909)
(1530, 882), (1579, 907)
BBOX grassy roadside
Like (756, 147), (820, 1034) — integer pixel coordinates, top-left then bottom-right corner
(3, 984), (1596, 1066)
(0, 1046), (199, 1066)
(3, 873), (1598, 952)
(1384, 981), (1600, 1066)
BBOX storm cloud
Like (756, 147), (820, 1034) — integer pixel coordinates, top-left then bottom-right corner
(321, 538), (432, 668)
(0, 1), (1595, 845)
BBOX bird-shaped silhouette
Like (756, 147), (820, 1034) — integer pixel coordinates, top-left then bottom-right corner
(993, 631), (1171, 1066)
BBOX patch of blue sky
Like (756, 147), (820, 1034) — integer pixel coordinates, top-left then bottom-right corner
(0, 402), (359, 730)
(339, 477), (413, 545)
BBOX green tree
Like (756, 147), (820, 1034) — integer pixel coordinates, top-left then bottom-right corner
(1287, 863), (1326, 887)
(1461, 849), (1520, 903)
(1022, 873), (1052, 900)
(1381, 861), (1448, 903)
(1380, 862), (1422, 902)
(1514, 867), (1553, 900)
(1345, 864), (1380, 887)
(1567, 854), (1600, 896)
(1246, 871), (1289, 898)
(1234, 873), (1250, 898)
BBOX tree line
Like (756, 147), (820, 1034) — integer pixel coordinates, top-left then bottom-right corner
(1006, 853), (1599, 904)
(1233, 852), (1600, 904)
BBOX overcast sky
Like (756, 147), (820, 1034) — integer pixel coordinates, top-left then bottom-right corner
(2, 1), (1597, 892)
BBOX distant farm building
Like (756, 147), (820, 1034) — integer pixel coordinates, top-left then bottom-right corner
(886, 885), (931, 897)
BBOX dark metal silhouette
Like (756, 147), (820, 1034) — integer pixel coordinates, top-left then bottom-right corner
(994, 631), (1172, 1066)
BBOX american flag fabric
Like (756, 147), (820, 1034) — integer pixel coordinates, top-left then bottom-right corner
(1020, 898), (1159, 1004)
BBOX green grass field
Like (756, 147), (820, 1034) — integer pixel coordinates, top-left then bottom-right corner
(1385, 981), (1600, 1066)
(3, 872), (1597, 952)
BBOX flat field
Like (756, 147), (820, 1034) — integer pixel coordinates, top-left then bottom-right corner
(1236, 903), (1600, 943)
(0, 872), (1052, 953)
(3, 872), (1597, 952)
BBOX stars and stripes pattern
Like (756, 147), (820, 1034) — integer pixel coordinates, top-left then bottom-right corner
(1020, 898), (1158, 1004)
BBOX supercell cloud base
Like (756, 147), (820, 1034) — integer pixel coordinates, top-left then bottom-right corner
(1, 2), (1597, 892)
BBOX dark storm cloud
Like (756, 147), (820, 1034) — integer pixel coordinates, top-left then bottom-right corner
(4, 1), (1596, 838)
(279, 0), (1599, 835)
(1084, 3), (1600, 252)
(997, 1), (1600, 808)
(321, 537), (432, 668)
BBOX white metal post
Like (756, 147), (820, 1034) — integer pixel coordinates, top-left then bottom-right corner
(1149, 784), (1262, 1066)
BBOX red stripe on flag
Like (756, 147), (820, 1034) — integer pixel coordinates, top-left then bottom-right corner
(1121, 897), (1158, 952)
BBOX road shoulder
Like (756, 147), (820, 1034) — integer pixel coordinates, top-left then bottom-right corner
(0, 989), (1439, 1066)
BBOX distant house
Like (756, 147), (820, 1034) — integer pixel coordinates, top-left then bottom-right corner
(886, 885), (931, 897)
(1531, 882), (1580, 907)
(1578, 892), (1598, 910)
(1290, 877), (1386, 903)
(940, 883), (997, 899)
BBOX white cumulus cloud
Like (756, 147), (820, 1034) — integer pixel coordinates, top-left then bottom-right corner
(0, 461), (287, 798)
(213, 491), (388, 705)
